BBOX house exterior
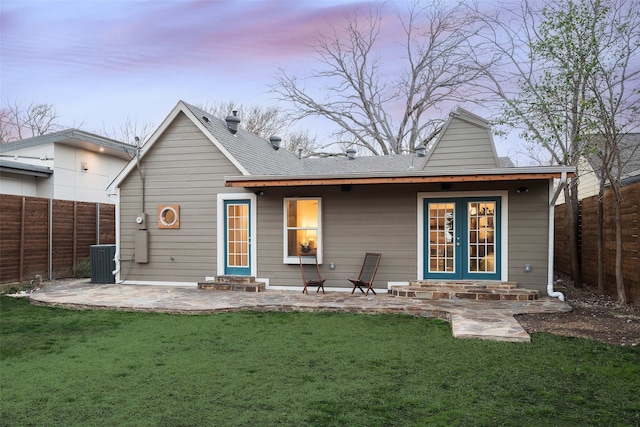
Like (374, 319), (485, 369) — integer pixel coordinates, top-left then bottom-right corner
(107, 101), (575, 296)
(0, 129), (132, 203)
(556, 133), (640, 204)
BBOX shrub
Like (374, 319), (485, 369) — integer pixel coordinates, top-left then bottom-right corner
(72, 259), (91, 278)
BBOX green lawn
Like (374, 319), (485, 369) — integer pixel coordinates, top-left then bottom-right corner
(1, 296), (639, 427)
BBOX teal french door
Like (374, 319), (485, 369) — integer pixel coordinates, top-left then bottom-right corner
(224, 200), (251, 275)
(424, 197), (501, 280)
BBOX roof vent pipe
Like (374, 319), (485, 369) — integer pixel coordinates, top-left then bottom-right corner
(296, 148), (303, 159)
(225, 110), (241, 134)
(269, 136), (281, 151)
(346, 148), (356, 160)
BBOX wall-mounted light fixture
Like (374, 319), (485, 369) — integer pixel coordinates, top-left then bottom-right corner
(81, 161), (88, 171)
(254, 190), (264, 196)
(516, 187), (530, 194)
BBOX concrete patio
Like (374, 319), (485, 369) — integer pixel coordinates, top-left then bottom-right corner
(29, 279), (572, 343)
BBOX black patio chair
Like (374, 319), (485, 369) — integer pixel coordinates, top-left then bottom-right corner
(299, 255), (326, 294)
(349, 252), (382, 296)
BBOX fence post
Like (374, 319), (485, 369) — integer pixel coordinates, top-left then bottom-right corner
(97, 203), (101, 245)
(73, 201), (77, 268)
(49, 198), (53, 280)
(19, 197), (25, 282)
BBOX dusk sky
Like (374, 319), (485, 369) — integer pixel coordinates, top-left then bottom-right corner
(2, 0), (521, 159)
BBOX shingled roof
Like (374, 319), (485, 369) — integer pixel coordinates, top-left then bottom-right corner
(110, 100), (572, 193)
(183, 103), (306, 176)
(183, 102), (433, 177)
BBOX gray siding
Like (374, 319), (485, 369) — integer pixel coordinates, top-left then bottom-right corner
(425, 118), (499, 169)
(118, 112), (248, 282)
(507, 180), (550, 293)
(257, 181), (552, 295)
(256, 184), (420, 289)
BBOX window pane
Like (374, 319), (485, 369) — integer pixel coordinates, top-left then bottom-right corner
(467, 201), (496, 274)
(428, 202), (455, 273)
(287, 199), (318, 228)
(285, 198), (321, 262)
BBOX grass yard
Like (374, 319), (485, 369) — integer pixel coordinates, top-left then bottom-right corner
(1, 296), (639, 427)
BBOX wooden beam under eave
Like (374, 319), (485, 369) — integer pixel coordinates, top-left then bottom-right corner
(225, 172), (573, 188)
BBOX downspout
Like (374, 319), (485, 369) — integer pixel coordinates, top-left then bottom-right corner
(112, 187), (121, 280)
(548, 172), (567, 301)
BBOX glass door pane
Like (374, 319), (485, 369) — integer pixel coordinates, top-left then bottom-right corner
(467, 201), (496, 273)
(428, 202), (456, 273)
(227, 203), (249, 269)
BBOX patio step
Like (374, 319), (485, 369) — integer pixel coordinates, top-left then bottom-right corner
(197, 276), (265, 292)
(391, 281), (538, 301)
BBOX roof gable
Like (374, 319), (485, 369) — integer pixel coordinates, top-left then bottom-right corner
(422, 108), (500, 170)
(108, 101), (307, 192)
(0, 128), (132, 160)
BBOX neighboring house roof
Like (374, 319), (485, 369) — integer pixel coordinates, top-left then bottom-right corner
(498, 157), (516, 168)
(0, 159), (53, 177)
(109, 100), (575, 192)
(584, 133), (640, 185)
(0, 128), (134, 161)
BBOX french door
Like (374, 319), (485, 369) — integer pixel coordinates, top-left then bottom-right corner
(224, 200), (251, 275)
(424, 197), (501, 280)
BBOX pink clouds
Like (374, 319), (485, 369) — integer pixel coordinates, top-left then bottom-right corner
(1, 0), (372, 79)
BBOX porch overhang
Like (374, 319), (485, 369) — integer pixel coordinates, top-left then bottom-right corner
(225, 166), (576, 188)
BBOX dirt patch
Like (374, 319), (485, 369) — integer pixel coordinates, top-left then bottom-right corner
(517, 274), (639, 346)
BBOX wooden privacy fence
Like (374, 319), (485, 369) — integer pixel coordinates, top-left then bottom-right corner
(555, 182), (639, 304)
(0, 194), (115, 283)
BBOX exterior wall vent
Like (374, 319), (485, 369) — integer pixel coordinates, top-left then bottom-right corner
(269, 136), (282, 151)
(225, 110), (241, 134)
(346, 148), (356, 160)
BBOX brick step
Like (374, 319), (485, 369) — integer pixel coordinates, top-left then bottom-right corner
(391, 281), (538, 301)
(211, 275), (257, 284)
(198, 276), (265, 292)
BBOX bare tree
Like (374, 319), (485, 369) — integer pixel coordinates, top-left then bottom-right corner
(1, 99), (63, 142)
(284, 129), (318, 157)
(199, 100), (289, 139)
(272, 1), (487, 156)
(0, 108), (12, 143)
(199, 100), (319, 154)
(100, 116), (155, 146)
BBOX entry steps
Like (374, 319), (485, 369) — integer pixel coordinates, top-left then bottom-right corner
(198, 276), (265, 292)
(391, 281), (539, 301)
